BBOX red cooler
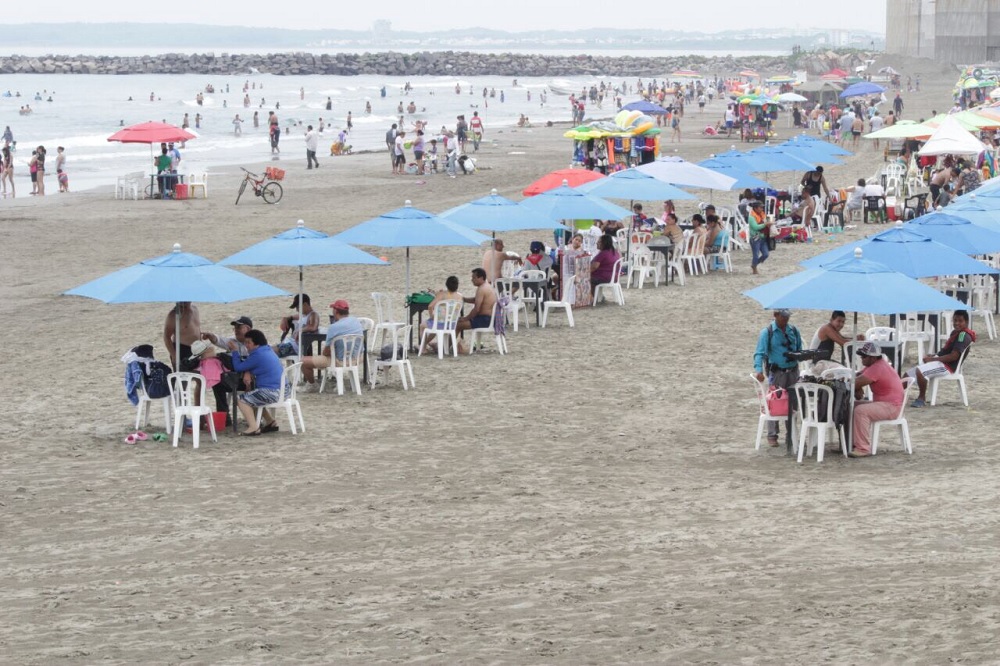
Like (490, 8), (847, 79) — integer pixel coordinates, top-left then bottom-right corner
(174, 183), (189, 200)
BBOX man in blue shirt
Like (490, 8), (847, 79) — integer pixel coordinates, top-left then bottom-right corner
(301, 299), (364, 386)
(753, 309), (802, 446)
(230, 329), (285, 436)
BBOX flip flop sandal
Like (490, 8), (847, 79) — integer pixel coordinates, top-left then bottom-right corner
(239, 429), (262, 437)
(261, 422), (279, 434)
(151, 433), (168, 442)
(124, 434), (137, 444)
(134, 431), (149, 441)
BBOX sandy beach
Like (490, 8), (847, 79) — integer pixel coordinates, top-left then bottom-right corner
(3, 62), (1000, 664)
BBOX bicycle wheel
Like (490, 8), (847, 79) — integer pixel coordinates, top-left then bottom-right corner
(235, 179), (248, 205)
(261, 181), (283, 204)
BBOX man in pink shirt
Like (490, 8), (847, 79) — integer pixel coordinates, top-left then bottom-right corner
(849, 342), (905, 458)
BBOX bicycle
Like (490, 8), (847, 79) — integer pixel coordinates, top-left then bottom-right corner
(235, 166), (283, 205)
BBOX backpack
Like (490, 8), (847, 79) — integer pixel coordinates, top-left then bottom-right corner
(144, 361), (172, 399)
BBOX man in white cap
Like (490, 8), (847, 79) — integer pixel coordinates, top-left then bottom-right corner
(753, 309), (802, 447)
(850, 342), (905, 458)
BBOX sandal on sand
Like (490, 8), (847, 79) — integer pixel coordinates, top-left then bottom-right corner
(124, 434), (137, 444)
(151, 432), (168, 442)
(261, 422), (279, 434)
(239, 429), (262, 437)
(134, 431), (148, 441)
(767, 437), (780, 447)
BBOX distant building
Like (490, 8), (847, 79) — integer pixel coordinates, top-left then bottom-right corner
(886, 0), (1000, 64)
(372, 20), (392, 45)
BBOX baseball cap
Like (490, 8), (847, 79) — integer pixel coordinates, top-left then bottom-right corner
(230, 316), (253, 327)
(330, 299), (350, 312)
(857, 341), (882, 357)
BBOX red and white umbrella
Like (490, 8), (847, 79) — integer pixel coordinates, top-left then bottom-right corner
(108, 121), (196, 144)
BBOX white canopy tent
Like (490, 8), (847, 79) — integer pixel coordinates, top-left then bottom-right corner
(917, 115), (989, 157)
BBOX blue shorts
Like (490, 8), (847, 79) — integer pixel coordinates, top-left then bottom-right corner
(470, 314), (491, 329)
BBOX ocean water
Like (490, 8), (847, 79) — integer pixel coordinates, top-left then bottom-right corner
(0, 72), (642, 193)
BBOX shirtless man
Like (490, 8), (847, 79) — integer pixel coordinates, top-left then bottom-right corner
(164, 302), (201, 370)
(481, 239), (522, 282)
(456, 268), (497, 354)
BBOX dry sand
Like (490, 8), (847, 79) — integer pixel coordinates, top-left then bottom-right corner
(3, 68), (1000, 664)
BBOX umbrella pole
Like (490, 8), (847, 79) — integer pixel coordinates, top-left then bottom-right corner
(297, 266), (304, 361)
(405, 247), (411, 295)
(175, 301), (181, 373)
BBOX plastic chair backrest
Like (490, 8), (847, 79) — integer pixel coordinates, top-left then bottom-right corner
(795, 383), (835, 424)
(371, 293), (399, 324)
(691, 232), (707, 255)
(167, 372), (205, 411)
(631, 231), (652, 245)
(750, 374), (773, 416)
(820, 367), (854, 382)
(866, 326), (896, 342)
(494, 278), (516, 298)
(899, 313), (926, 334)
(381, 325), (411, 362)
(954, 342), (973, 374)
(609, 258), (623, 284)
(431, 299), (463, 328)
(631, 245), (652, 266)
(519, 269), (546, 281)
(279, 362), (302, 401)
(331, 333), (365, 368)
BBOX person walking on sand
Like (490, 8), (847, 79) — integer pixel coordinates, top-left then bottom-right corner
(670, 111), (681, 143)
(304, 125), (319, 169)
(346, 111), (353, 133)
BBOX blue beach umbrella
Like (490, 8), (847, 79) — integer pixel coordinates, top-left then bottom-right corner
(906, 211), (1000, 255)
(775, 140), (845, 166)
(744, 248), (972, 315)
(840, 81), (886, 98)
(334, 200), (491, 293)
(697, 159), (770, 189)
(783, 134), (853, 158)
(940, 199), (1000, 231)
(574, 168), (695, 201)
(65, 243), (288, 368)
(800, 226), (999, 277)
(746, 146), (817, 171)
(712, 149), (799, 175)
(220, 219), (389, 355)
(519, 184), (633, 221)
(621, 99), (668, 115)
(440, 188), (571, 235)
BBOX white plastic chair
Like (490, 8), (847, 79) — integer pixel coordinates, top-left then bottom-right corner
(898, 313), (933, 364)
(929, 343), (973, 406)
(517, 269), (547, 319)
(750, 374), (786, 450)
(866, 326), (901, 372)
(871, 377), (915, 455)
(627, 246), (659, 289)
(730, 209), (750, 251)
(969, 278), (997, 340)
(495, 278), (529, 331)
(371, 292), (405, 350)
(167, 372), (217, 449)
(187, 172), (208, 199)
(541, 277), (575, 328)
(593, 258), (625, 305)
(134, 373), (172, 434)
(665, 244), (686, 286)
(468, 302), (508, 355)
(372, 324), (415, 390)
(115, 171), (143, 200)
(255, 362), (305, 434)
(319, 334), (364, 395)
(793, 383), (846, 463)
(679, 233), (708, 276)
(418, 300), (462, 358)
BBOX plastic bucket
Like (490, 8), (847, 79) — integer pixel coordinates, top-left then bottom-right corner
(174, 183), (189, 200)
(206, 411), (227, 432)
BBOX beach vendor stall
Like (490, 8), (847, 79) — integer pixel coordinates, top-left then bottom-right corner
(738, 95), (778, 143)
(564, 111), (661, 172)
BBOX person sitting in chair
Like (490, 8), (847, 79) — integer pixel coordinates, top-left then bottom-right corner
(420, 276), (463, 354)
(300, 299), (364, 386)
(906, 310), (975, 407)
(849, 342), (906, 458)
(456, 268), (497, 354)
(230, 329), (285, 436)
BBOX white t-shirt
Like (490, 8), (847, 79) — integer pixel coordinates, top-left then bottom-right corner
(394, 135), (405, 156)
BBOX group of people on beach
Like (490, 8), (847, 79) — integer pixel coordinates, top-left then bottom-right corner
(0, 139), (68, 198)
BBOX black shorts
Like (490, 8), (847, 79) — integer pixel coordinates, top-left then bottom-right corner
(394, 154), (405, 166)
(413, 151), (424, 160)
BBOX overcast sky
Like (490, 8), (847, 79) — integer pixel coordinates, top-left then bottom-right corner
(6, 1), (886, 34)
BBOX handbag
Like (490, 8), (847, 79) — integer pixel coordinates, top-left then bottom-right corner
(766, 387), (789, 416)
